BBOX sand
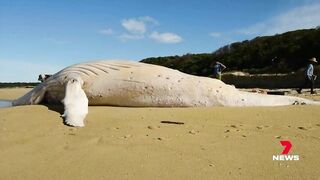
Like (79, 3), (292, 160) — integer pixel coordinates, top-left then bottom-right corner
(0, 88), (319, 180)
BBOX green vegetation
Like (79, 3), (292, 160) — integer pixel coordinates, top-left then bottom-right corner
(141, 28), (320, 76)
(0, 82), (39, 88)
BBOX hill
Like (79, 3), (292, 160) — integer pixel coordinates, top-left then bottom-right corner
(141, 28), (320, 76)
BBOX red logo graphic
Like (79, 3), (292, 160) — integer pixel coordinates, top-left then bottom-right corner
(273, 140), (298, 161)
(280, 141), (292, 154)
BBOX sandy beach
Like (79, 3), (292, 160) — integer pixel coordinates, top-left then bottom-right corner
(0, 88), (319, 180)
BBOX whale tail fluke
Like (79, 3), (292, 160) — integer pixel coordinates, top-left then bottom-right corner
(12, 84), (47, 106)
(239, 91), (320, 106)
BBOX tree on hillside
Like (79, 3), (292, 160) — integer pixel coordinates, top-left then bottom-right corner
(141, 28), (320, 76)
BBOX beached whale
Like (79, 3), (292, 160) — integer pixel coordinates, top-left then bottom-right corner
(12, 60), (319, 126)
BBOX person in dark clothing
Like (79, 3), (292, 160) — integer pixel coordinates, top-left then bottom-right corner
(297, 57), (317, 94)
(213, 61), (226, 80)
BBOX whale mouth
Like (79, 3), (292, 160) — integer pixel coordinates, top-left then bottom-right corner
(0, 100), (12, 108)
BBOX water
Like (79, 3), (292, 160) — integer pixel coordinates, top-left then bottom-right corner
(0, 100), (12, 108)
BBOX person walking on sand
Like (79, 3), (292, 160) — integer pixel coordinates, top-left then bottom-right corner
(213, 61), (226, 80)
(297, 57), (317, 94)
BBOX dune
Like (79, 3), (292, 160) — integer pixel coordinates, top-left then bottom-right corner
(0, 88), (319, 179)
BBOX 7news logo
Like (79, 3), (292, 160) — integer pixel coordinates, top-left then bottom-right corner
(272, 140), (299, 161)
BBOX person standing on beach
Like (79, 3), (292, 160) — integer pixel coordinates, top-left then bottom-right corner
(213, 61), (226, 80)
(297, 57), (317, 94)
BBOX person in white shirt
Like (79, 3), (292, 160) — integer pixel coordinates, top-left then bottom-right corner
(297, 57), (317, 94)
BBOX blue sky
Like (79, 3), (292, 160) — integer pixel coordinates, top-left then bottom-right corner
(1, 0), (320, 82)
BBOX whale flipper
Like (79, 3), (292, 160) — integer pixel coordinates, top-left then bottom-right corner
(62, 76), (88, 127)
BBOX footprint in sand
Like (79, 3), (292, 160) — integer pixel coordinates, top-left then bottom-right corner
(256, 125), (270, 130)
(123, 134), (132, 138)
(224, 125), (240, 133)
(224, 125), (248, 138)
(189, 130), (199, 135)
(297, 126), (310, 130)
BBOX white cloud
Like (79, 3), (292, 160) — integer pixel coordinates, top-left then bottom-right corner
(149, 31), (183, 43)
(99, 28), (114, 35)
(120, 16), (160, 39)
(103, 16), (183, 43)
(139, 16), (159, 25)
(237, 3), (320, 36)
(209, 32), (222, 38)
(121, 18), (147, 34)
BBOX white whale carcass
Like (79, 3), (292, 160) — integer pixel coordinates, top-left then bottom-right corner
(12, 60), (319, 126)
